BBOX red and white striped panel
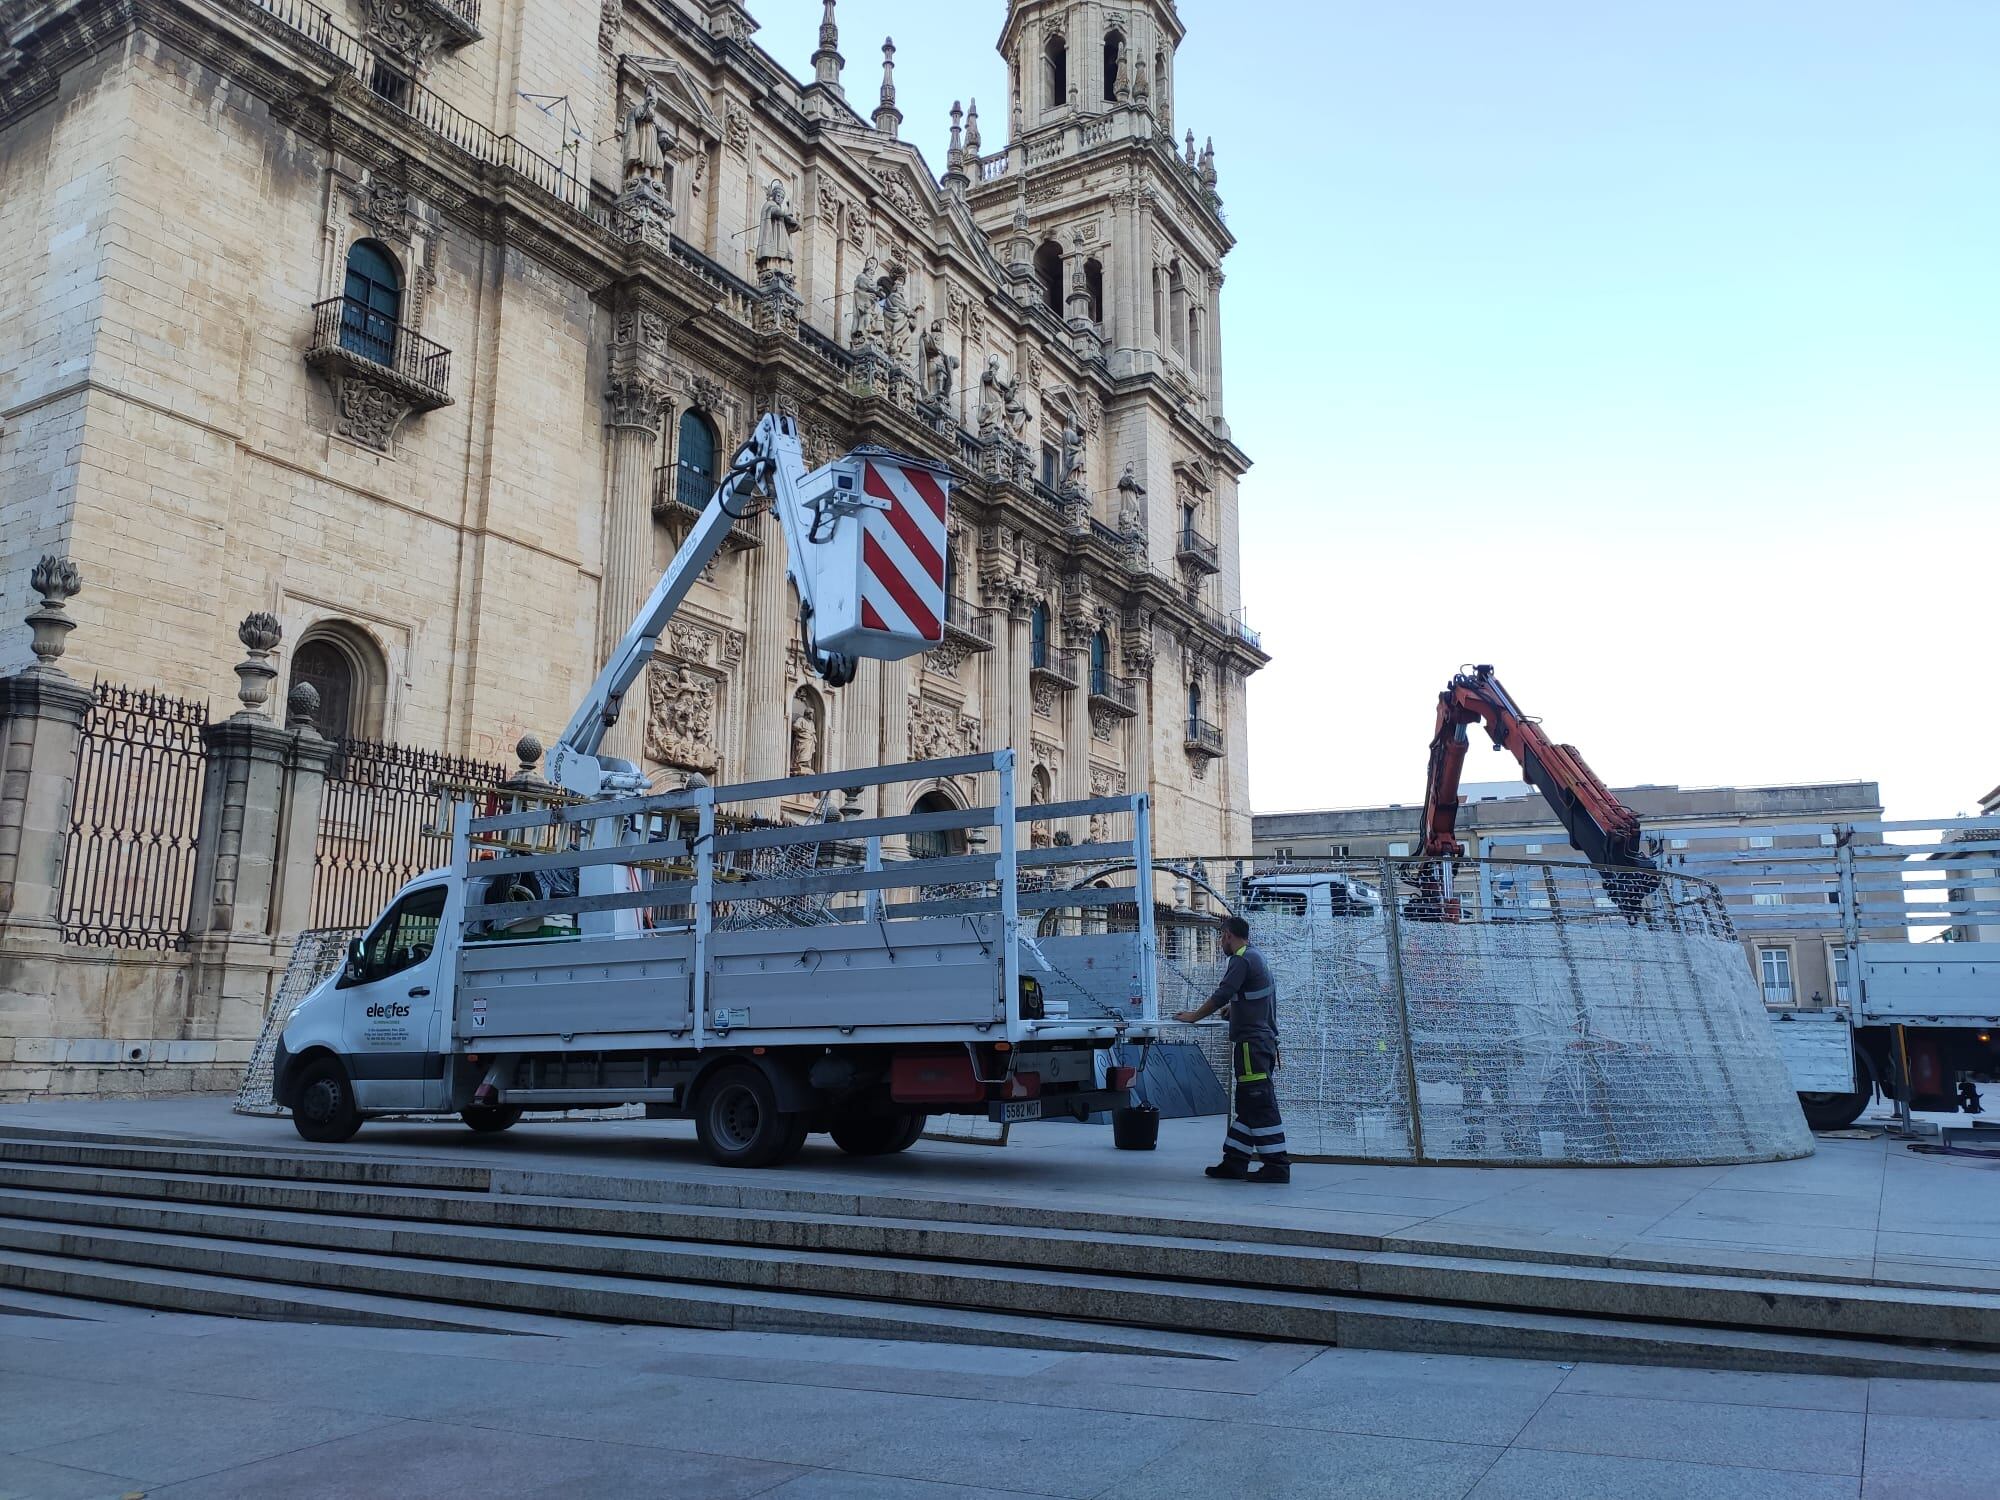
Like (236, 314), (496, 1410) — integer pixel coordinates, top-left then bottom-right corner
(857, 458), (949, 644)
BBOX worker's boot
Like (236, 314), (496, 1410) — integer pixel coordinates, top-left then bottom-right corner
(1249, 1161), (1291, 1184)
(1204, 1157), (1251, 1180)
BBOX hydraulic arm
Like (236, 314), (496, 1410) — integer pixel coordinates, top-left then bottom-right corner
(548, 413), (950, 798)
(1415, 665), (1659, 918)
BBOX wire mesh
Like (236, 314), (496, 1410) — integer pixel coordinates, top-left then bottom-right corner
(235, 927), (360, 1115)
(1158, 856), (1813, 1165)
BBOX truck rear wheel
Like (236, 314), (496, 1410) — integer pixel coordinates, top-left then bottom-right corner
(694, 1064), (794, 1168)
(1798, 1088), (1870, 1132)
(829, 1110), (927, 1157)
(292, 1058), (362, 1144)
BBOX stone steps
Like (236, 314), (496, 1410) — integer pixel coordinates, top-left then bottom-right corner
(4, 1132), (1999, 1380)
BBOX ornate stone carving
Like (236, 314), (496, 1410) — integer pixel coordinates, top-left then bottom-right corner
(26, 555), (81, 669)
(872, 166), (920, 218)
(908, 695), (977, 760)
(724, 106), (750, 155)
(789, 687), (822, 775)
(1090, 706), (1118, 743)
(605, 373), (670, 431)
(360, 0), (447, 75)
(846, 200), (868, 247)
(755, 178), (800, 285)
(925, 636), (970, 679)
(234, 612), (282, 715)
(645, 659), (718, 772)
(598, 0), (622, 56)
(1032, 681), (1057, 719)
(350, 173), (412, 242)
(334, 374), (409, 452)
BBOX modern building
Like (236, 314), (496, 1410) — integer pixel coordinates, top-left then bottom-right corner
(1254, 781), (1892, 1009)
(0, 0), (1266, 854)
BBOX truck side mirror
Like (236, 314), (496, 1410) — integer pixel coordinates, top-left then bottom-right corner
(345, 937), (367, 981)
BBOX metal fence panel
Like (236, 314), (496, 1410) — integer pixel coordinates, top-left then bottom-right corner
(312, 739), (505, 929)
(59, 684), (208, 950)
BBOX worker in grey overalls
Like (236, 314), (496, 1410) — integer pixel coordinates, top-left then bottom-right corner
(1174, 915), (1289, 1183)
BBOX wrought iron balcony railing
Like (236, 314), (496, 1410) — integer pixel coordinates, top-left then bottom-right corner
(942, 596), (995, 650)
(1029, 644), (1079, 690)
(1175, 525), (1220, 574)
(305, 296), (452, 409)
(1088, 668), (1139, 717)
(1184, 717), (1226, 758)
(654, 465), (762, 548)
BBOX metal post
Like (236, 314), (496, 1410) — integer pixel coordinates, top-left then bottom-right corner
(996, 750), (1021, 1040)
(692, 789), (716, 1046)
(1133, 793), (1157, 1022)
(864, 835), (883, 921)
(1378, 857), (1425, 1162)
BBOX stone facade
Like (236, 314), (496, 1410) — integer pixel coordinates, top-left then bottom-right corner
(0, 0), (1265, 855)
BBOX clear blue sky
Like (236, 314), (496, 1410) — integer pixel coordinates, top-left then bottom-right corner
(757, 1), (2000, 820)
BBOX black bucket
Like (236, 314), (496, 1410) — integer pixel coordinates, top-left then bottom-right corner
(1113, 1104), (1160, 1151)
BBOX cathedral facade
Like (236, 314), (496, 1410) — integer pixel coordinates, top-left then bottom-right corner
(0, 0), (1263, 851)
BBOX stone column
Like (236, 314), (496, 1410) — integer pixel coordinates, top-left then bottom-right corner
(1124, 627), (1157, 826)
(838, 658), (883, 819)
(600, 375), (671, 768)
(979, 591), (1011, 760)
(744, 530), (792, 797)
(0, 557), (95, 937)
(1005, 597), (1032, 765)
(187, 616), (312, 1040)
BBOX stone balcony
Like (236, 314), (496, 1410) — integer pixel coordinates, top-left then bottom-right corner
(1184, 717), (1226, 759)
(653, 465), (762, 549)
(1030, 644), (1079, 693)
(1175, 524), (1220, 576)
(304, 295), (452, 451)
(1088, 668), (1139, 719)
(942, 596), (995, 651)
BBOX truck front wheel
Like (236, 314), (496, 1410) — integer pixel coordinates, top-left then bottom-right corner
(292, 1058), (363, 1144)
(694, 1064), (794, 1168)
(461, 1105), (524, 1134)
(829, 1110), (927, 1156)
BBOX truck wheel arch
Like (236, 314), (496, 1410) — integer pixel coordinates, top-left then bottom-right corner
(274, 1044), (345, 1109)
(690, 1051), (817, 1115)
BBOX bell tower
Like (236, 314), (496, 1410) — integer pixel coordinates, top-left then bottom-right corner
(998, 0), (1181, 134)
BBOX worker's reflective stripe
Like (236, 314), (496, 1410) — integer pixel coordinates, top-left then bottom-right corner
(1236, 1042), (1270, 1084)
(1242, 1123), (1286, 1138)
(1242, 986), (1276, 1002)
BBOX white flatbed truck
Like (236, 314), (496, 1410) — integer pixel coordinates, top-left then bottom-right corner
(272, 414), (1160, 1164)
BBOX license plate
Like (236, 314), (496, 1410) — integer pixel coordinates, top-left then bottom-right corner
(999, 1100), (1043, 1123)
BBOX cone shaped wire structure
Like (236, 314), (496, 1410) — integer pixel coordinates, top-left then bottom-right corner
(1155, 857), (1814, 1166)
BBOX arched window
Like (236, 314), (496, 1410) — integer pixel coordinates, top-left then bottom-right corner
(1030, 602), (1049, 669)
(1043, 33), (1068, 112)
(1187, 679), (1203, 735)
(1151, 266), (1164, 340)
(1188, 306), (1201, 372)
(676, 409), (718, 510)
(1083, 258), (1104, 325)
(1102, 30), (1125, 102)
(1034, 240), (1064, 315)
(340, 240), (401, 366)
(1168, 259), (1187, 353)
(287, 623), (389, 741)
(1090, 630), (1110, 695)
(910, 788), (966, 861)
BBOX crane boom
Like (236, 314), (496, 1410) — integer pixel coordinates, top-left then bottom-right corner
(1416, 664), (1659, 918)
(548, 413), (950, 797)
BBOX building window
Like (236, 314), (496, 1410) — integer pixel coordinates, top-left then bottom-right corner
(367, 63), (411, 109)
(1151, 267), (1163, 340)
(1669, 837), (1690, 850)
(287, 623), (388, 741)
(1186, 678), (1202, 734)
(1102, 30), (1124, 101)
(340, 240), (402, 366)
(1329, 844), (1348, 858)
(909, 789), (966, 861)
(1034, 240), (1064, 314)
(1832, 945), (1851, 1003)
(1759, 946), (1794, 1004)
(1748, 835), (1774, 850)
(1524, 843), (1543, 855)
(1090, 630), (1110, 695)
(1083, 258), (1104, 324)
(1168, 261), (1186, 352)
(1030, 602), (1050, 669)
(1043, 33), (1068, 111)
(676, 409), (718, 509)
(1187, 306), (1201, 369)
(1388, 842), (1411, 858)
(1274, 847), (1293, 860)
(1752, 881), (1784, 907)
(1040, 442), (1061, 491)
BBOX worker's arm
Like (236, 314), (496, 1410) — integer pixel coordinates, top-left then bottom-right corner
(1173, 953), (1248, 1025)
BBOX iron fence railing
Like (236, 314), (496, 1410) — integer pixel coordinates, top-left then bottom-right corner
(59, 684), (209, 951)
(943, 595), (994, 648)
(308, 296), (451, 398)
(1089, 669), (1139, 715)
(312, 738), (505, 929)
(1175, 524), (1219, 572)
(655, 464), (761, 546)
(1184, 717), (1225, 757)
(1030, 644), (1078, 688)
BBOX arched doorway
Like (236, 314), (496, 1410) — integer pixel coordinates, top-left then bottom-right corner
(676, 409), (718, 509)
(340, 240), (401, 366)
(909, 788), (967, 862)
(287, 623), (389, 740)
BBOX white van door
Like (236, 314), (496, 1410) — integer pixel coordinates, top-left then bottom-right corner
(337, 883), (448, 1110)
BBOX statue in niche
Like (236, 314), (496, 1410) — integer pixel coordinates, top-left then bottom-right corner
(878, 265), (914, 364)
(755, 179), (800, 280)
(977, 356), (1005, 438)
(789, 692), (821, 777)
(1002, 367), (1031, 442)
(850, 255), (884, 348)
(920, 319), (958, 403)
(624, 87), (669, 188)
(1059, 420), (1086, 494)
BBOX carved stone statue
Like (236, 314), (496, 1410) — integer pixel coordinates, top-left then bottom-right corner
(788, 695), (819, 776)
(919, 319), (957, 403)
(624, 87), (669, 187)
(1002, 368), (1030, 442)
(878, 264), (913, 364)
(754, 179), (800, 280)
(977, 355), (1004, 438)
(1058, 420), (1086, 495)
(1111, 45), (1130, 100)
(849, 255), (883, 348)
